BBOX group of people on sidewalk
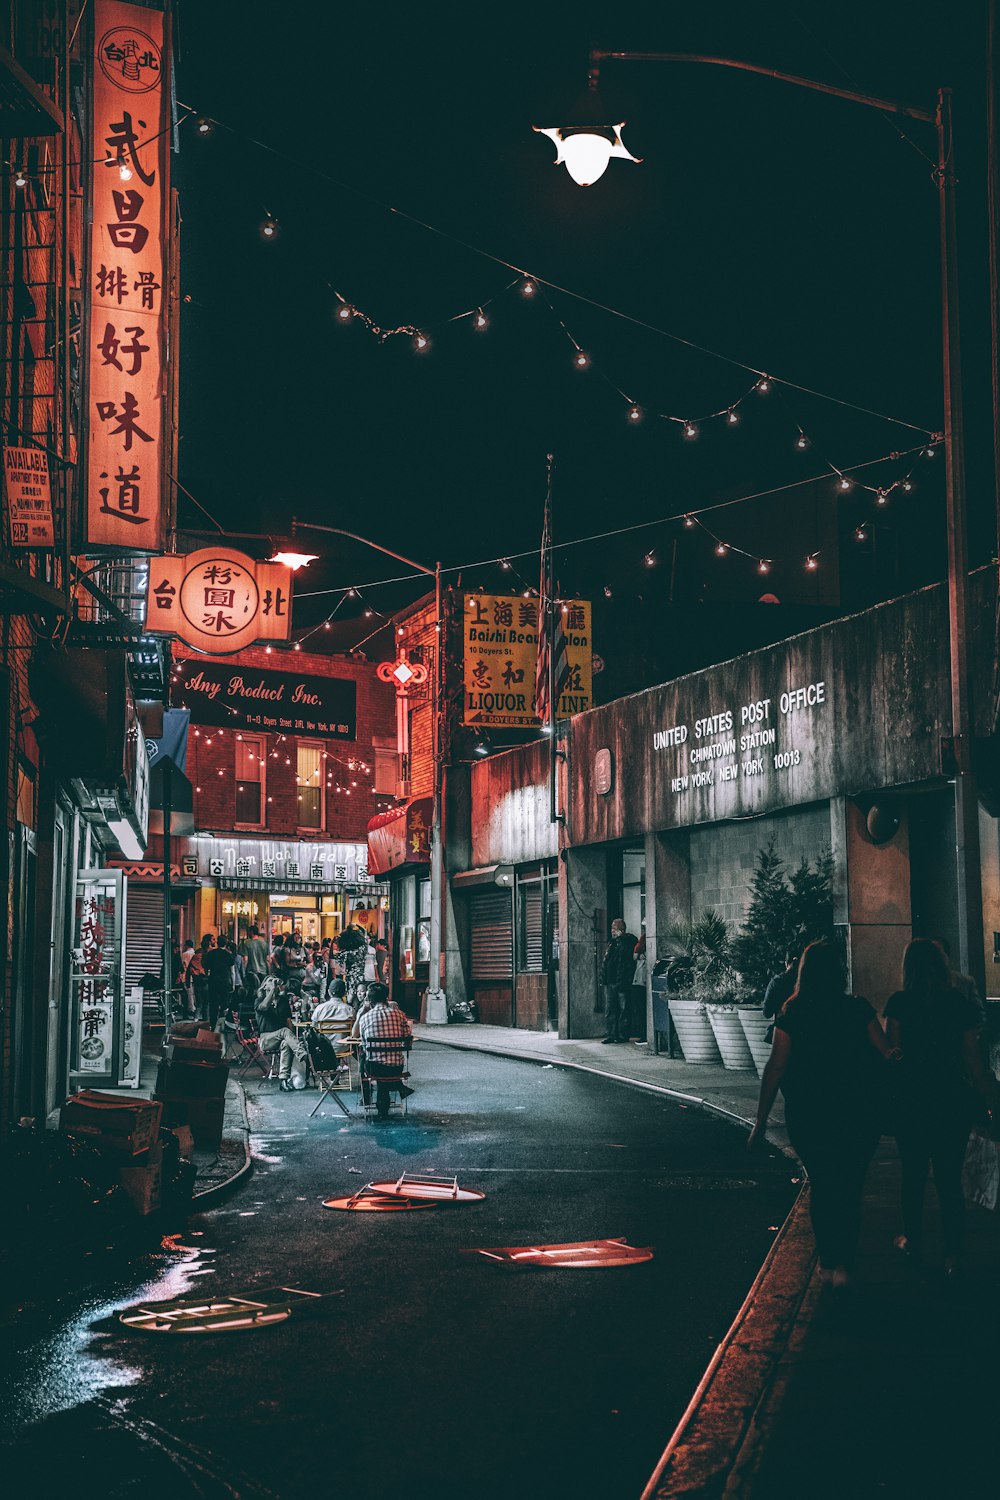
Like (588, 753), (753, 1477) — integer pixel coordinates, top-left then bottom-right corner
(749, 937), (997, 1288)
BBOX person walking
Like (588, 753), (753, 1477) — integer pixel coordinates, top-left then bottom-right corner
(884, 938), (997, 1274)
(748, 940), (897, 1288)
(600, 918), (638, 1043)
(203, 934), (235, 1030)
(241, 924), (269, 983)
(189, 934), (213, 1022)
(763, 949), (800, 1020)
(338, 918), (370, 1008)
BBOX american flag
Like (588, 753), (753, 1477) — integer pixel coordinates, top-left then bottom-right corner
(534, 468), (572, 728)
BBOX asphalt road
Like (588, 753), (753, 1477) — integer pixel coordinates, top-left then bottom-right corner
(2, 1045), (797, 1500)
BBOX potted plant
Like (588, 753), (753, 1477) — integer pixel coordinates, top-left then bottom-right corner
(729, 839), (837, 1075)
(704, 989), (757, 1070)
(662, 911), (734, 1065)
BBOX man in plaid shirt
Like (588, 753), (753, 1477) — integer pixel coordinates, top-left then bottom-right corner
(353, 983), (414, 1118)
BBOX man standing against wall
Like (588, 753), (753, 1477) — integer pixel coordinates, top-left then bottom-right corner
(600, 919), (638, 1044)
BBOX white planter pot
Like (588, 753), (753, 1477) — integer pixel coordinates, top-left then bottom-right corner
(706, 1006), (755, 1070)
(667, 997), (721, 1064)
(738, 1008), (773, 1076)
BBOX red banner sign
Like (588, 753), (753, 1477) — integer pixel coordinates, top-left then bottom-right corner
(144, 547), (294, 654)
(367, 798), (432, 876)
(85, 1), (170, 550)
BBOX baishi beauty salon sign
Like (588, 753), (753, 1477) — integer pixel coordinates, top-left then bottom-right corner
(177, 660), (357, 740)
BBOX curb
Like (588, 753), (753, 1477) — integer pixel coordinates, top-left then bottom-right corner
(191, 1079), (253, 1207)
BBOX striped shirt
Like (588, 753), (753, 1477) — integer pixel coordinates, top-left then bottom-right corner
(358, 1002), (412, 1068)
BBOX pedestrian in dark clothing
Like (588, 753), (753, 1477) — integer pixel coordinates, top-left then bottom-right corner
(748, 940), (897, 1288)
(189, 934), (213, 1022)
(204, 935), (235, 1029)
(600, 919), (638, 1043)
(884, 938), (997, 1274)
(762, 949), (800, 1019)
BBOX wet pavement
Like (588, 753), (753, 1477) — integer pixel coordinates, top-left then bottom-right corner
(1, 1042), (796, 1500)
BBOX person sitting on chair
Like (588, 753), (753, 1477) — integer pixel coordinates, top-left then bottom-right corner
(353, 983), (413, 1119)
(255, 979), (308, 1092)
(311, 978), (353, 1025)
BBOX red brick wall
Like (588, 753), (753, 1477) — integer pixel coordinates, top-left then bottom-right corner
(175, 645), (395, 842)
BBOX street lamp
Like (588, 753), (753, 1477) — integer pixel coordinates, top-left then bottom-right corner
(533, 67), (640, 185)
(537, 50), (985, 991)
(291, 519), (449, 1022)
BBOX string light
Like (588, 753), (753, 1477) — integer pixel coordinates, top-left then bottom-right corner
(335, 303), (353, 322)
(875, 489), (889, 506)
(727, 408), (739, 425)
(412, 331), (430, 352)
(573, 350), (591, 370)
(795, 432), (809, 450)
(293, 641), (301, 650)
(473, 309), (489, 330)
(756, 375), (771, 393)
(118, 161), (133, 182)
(837, 476), (852, 492)
(757, 559), (771, 574)
(683, 421), (698, 439)
(643, 551), (656, 567)
(627, 404), (643, 423)
(854, 525), (868, 541)
(604, 585), (613, 598)
(260, 214), (279, 240)
(14, 168), (27, 189)
(683, 515), (696, 528)
(715, 541), (729, 557)
(901, 478), (914, 492)
(195, 117), (214, 136)
(805, 555), (819, 571)
(520, 278), (537, 297)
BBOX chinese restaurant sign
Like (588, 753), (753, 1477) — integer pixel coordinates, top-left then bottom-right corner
(463, 594), (593, 727)
(4, 445), (54, 547)
(144, 548), (293, 653)
(70, 869), (124, 1081)
(367, 798), (433, 875)
(176, 658), (357, 739)
(85, 0), (170, 550)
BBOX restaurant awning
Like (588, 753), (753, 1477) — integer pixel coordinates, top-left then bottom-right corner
(367, 797), (433, 876)
(451, 864), (514, 890)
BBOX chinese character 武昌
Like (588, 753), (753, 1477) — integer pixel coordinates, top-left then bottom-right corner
(105, 111), (155, 187)
(107, 189), (148, 253)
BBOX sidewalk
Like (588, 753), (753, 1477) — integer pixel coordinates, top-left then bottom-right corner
(417, 1023), (1000, 1499)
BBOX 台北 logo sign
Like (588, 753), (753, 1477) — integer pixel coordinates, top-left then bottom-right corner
(98, 25), (162, 92)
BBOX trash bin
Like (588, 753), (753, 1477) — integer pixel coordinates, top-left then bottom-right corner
(651, 966), (675, 1058)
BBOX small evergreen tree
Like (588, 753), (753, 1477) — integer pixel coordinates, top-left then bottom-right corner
(730, 838), (834, 996)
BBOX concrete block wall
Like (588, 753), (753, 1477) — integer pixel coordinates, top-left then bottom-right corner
(688, 803), (832, 931)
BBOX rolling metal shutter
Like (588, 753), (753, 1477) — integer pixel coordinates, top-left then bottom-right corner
(125, 883), (164, 989)
(521, 885), (544, 971)
(469, 888), (512, 981)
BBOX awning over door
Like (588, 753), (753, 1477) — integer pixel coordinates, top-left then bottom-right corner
(451, 865), (513, 890)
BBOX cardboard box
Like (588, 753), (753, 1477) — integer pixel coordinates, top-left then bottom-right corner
(185, 1095), (225, 1151)
(155, 1056), (229, 1101)
(167, 1123), (195, 1158)
(60, 1092), (162, 1156)
(119, 1159), (162, 1214)
(154, 1093), (225, 1151)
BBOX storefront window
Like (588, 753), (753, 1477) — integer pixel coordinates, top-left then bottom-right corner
(297, 742), (323, 830)
(235, 735), (265, 826)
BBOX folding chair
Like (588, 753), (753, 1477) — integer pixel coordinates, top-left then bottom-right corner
(221, 1008), (243, 1062)
(308, 1021), (357, 1118)
(232, 1015), (272, 1081)
(358, 1039), (412, 1121)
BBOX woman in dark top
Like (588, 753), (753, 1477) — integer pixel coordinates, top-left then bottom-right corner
(748, 940), (896, 1288)
(884, 938), (996, 1273)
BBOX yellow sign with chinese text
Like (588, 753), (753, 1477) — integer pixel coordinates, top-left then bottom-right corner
(463, 594), (592, 727)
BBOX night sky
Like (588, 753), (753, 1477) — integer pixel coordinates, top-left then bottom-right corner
(171, 0), (996, 683)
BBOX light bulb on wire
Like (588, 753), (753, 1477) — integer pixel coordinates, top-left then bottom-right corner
(715, 541), (729, 557)
(683, 515), (696, 529)
(837, 476), (852, 492)
(627, 404), (643, 424)
(683, 421), (698, 440)
(757, 559), (771, 575)
(520, 278), (537, 298)
(260, 214), (279, 240)
(573, 349), (591, 370)
(335, 303), (353, 323)
(805, 555), (819, 572)
(412, 331), (430, 352)
(14, 167), (27, 189)
(727, 408), (739, 426)
(473, 309), (488, 331)
(795, 432), (809, 450)
(756, 375), (771, 394)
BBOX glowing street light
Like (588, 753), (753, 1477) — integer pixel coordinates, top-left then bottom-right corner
(533, 74), (639, 186)
(269, 549), (318, 571)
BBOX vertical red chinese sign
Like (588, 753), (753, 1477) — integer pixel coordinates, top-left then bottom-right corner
(86, 1), (170, 550)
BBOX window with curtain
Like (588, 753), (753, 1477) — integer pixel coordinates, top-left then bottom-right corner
(235, 735), (264, 826)
(297, 741), (323, 830)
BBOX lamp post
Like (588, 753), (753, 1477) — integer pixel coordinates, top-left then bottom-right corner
(536, 52), (985, 991)
(291, 520), (449, 1022)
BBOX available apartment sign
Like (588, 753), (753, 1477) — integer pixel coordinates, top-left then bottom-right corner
(85, 0), (170, 550)
(463, 593), (593, 727)
(144, 549), (294, 654)
(3, 445), (54, 547)
(175, 658), (357, 739)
